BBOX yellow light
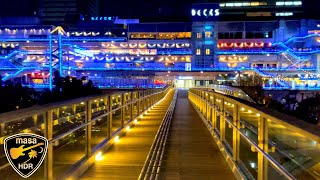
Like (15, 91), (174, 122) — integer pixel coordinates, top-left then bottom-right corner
(256, 113), (260, 117)
(114, 136), (120, 143)
(140, 115), (143, 118)
(134, 119), (138, 124)
(95, 152), (103, 161)
(126, 126), (131, 131)
(80, 102), (84, 105)
(248, 110), (252, 113)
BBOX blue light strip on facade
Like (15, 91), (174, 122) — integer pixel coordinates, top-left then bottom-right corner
(59, 33), (63, 76)
(283, 33), (320, 44)
(49, 34), (53, 91)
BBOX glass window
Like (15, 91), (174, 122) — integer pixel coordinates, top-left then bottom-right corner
(196, 49), (201, 55)
(197, 33), (202, 39)
(205, 31), (212, 38)
(206, 49), (210, 55)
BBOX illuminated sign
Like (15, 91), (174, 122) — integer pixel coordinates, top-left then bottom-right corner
(191, 9), (219, 17)
(191, 3), (220, 21)
(90, 16), (117, 21)
(178, 76), (193, 80)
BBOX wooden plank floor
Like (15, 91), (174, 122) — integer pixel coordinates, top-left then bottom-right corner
(158, 90), (236, 180)
(80, 90), (175, 180)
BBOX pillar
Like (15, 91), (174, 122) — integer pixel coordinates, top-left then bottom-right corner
(45, 110), (53, 180)
(85, 100), (92, 156)
(258, 116), (268, 180)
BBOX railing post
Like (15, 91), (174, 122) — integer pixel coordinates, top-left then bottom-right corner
(108, 96), (112, 138)
(142, 91), (145, 112)
(258, 116), (268, 180)
(233, 104), (240, 162)
(220, 98), (225, 141)
(137, 92), (140, 116)
(121, 94), (125, 127)
(0, 122), (5, 137)
(44, 110), (53, 180)
(72, 104), (76, 114)
(212, 95), (216, 129)
(85, 100), (92, 156)
(130, 92), (134, 120)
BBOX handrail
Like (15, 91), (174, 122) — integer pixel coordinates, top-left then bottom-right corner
(189, 91), (296, 180)
(47, 87), (171, 143)
(0, 86), (173, 176)
(139, 89), (178, 180)
(0, 86), (169, 124)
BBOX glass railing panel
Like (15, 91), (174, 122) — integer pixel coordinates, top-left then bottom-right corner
(268, 120), (320, 179)
(124, 105), (131, 124)
(239, 110), (258, 144)
(52, 127), (86, 179)
(132, 102), (138, 118)
(91, 115), (109, 150)
(267, 160), (288, 180)
(52, 104), (86, 138)
(111, 109), (122, 134)
(238, 135), (258, 180)
(91, 98), (107, 119)
(0, 114), (45, 168)
(225, 120), (234, 155)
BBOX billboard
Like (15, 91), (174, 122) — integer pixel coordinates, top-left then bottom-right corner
(191, 3), (220, 22)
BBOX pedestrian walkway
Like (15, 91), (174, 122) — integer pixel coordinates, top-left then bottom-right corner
(158, 90), (235, 179)
(80, 89), (175, 180)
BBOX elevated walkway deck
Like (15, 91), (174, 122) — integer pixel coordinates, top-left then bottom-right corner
(158, 90), (235, 179)
(80, 90), (175, 180)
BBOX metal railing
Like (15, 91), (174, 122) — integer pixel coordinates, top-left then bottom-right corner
(188, 88), (320, 180)
(139, 90), (178, 180)
(0, 86), (172, 180)
(207, 84), (256, 103)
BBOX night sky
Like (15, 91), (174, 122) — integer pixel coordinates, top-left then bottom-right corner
(0, 0), (318, 21)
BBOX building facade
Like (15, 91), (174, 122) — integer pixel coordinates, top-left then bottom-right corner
(0, 2), (319, 89)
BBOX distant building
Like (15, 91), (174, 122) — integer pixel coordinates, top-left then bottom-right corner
(39, 0), (100, 25)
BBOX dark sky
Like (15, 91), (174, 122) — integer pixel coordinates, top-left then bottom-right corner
(100, 0), (319, 21)
(0, 0), (319, 21)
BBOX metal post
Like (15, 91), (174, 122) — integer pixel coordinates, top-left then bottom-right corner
(44, 110), (53, 180)
(212, 95), (216, 129)
(0, 123), (5, 137)
(108, 96), (113, 138)
(33, 114), (38, 125)
(85, 100), (92, 156)
(137, 92), (140, 116)
(72, 104), (76, 114)
(233, 104), (240, 162)
(220, 98), (225, 141)
(49, 34), (53, 91)
(142, 91), (145, 111)
(121, 94), (124, 127)
(130, 92), (134, 120)
(258, 116), (268, 180)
